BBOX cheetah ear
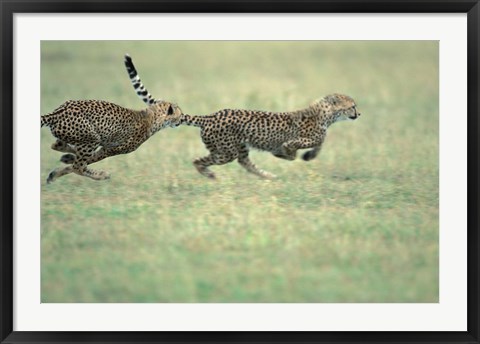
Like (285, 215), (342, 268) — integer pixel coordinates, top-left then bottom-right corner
(167, 105), (174, 115)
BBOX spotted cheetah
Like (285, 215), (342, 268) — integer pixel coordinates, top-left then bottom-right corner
(41, 98), (183, 183)
(125, 54), (360, 179)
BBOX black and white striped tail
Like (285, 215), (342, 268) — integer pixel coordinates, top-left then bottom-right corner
(124, 54), (156, 105)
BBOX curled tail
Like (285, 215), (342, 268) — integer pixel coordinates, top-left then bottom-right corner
(124, 54), (156, 105)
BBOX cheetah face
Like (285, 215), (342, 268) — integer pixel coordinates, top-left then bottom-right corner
(326, 94), (361, 122)
(337, 105), (361, 121)
(150, 101), (184, 128)
(166, 103), (184, 127)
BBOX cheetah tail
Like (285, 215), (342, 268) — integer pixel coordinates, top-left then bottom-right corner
(181, 114), (212, 128)
(124, 54), (157, 105)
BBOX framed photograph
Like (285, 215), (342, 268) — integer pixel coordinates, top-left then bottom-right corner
(1, 1), (478, 343)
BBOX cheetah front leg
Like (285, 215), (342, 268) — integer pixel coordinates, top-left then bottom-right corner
(302, 145), (322, 161)
(61, 142), (132, 165)
(272, 146), (297, 161)
(79, 145), (125, 164)
(72, 143), (111, 181)
(193, 155), (218, 179)
(54, 144), (138, 182)
(238, 144), (276, 179)
(52, 139), (77, 164)
(51, 139), (76, 154)
(46, 165), (74, 184)
(47, 160), (109, 183)
(276, 137), (325, 162)
(51, 139), (78, 164)
(60, 153), (76, 164)
(193, 149), (242, 179)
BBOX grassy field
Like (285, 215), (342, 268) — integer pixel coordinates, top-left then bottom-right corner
(41, 41), (439, 303)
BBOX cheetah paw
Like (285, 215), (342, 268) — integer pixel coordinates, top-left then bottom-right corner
(261, 172), (277, 179)
(97, 171), (111, 180)
(46, 169), (58, 184)
(205, 171), (216, 179)
(302, 150), (316, 161)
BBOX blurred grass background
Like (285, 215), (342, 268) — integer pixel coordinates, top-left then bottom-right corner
(41, 41), (438, 303)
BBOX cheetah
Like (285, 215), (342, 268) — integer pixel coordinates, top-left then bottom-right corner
(124, 54), (360, 179)
(41, 98), (183, 184)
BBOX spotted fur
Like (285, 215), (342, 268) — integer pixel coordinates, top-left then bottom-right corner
(125, 54), (360, 179)
(41, 99), (183, 183)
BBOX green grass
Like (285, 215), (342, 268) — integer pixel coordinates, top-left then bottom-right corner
(41, 41), (439, 303)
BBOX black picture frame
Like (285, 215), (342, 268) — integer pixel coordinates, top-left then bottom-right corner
(1, 1), (479, 343)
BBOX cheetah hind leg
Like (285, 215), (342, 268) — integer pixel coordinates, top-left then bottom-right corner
(238, 145), (276, 179)
(193, 155), (216, 179)
(238, 156), (276, 179)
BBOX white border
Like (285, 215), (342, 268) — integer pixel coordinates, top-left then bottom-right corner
(14, 14), (467, 331)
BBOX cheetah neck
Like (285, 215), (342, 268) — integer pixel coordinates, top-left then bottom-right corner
(319, 113), (338, 128)
(141, 109), (163, 137)
(289, 107), (331, 128)
(299, 102), (339, 128)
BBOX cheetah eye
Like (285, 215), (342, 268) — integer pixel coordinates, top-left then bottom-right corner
(167, 105), (174, 115)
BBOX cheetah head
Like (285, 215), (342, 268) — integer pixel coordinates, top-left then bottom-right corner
(324, 94), (360, 122)
(148, 101), (184, 129)
(312, 94), (360, 124)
